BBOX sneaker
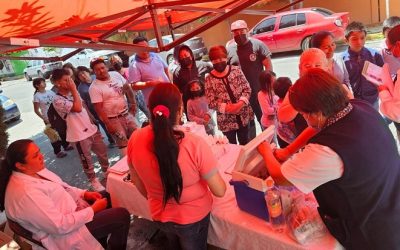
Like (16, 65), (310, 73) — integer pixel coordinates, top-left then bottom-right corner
(56, 151), (67, 158)
(64, 144), (74, 151)
(90, 178), (106, 192)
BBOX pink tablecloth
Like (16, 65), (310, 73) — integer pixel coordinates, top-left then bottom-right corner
(106, 144), (343, 250)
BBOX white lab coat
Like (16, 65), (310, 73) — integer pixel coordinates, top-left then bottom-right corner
(5, 168), (103, 250)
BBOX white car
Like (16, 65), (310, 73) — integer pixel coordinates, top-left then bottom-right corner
(65, 49), (118, 68)
(23, 60), (63, 81)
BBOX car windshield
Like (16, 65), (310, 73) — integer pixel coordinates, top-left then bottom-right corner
(312, 8), (334, 16)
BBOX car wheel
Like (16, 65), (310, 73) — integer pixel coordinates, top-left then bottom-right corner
(25, 73), (32, 81)
(166, 54), (174, 65)
(301, 36), (312, 51)
(37, 71), (45, 78)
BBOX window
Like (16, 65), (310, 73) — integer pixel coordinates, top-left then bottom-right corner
(253, 17), (276, 34)
(148, 40), (157, 47)
(279, 14), (296, 29)
(312, 8), (334, 16)
(297, 13), (306, 25)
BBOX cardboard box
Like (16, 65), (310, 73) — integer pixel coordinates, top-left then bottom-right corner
(230, 126), (275, 221)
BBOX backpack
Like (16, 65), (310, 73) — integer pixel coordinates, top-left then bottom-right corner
(47, 103), (67, 134)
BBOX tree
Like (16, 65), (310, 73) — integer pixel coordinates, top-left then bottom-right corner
(0, 106), (9, 158)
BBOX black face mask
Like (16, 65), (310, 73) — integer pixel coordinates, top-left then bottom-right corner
(179, 57), (192, 68)
(213, 62), (227, 73)
(113, 62), (122, 71)
(234, 34), (248, 46)
(190, 90), (202, 97)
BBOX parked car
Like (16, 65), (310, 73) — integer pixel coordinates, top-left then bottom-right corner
(65, 49), (118, 68)
(227, 8), (349, 53)
(148, 34), (208, 64)
(0, 90), (20, 122)
(23, 60), (63, 81)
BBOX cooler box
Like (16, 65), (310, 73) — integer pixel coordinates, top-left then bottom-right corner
(230, 126), (275, 221)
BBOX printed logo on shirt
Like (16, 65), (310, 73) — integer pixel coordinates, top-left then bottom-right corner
(109, 83), (123, 95)
(249, 53), (257, 62)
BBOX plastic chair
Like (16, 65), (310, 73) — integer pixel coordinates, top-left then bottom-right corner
(7, 218), (45, 248)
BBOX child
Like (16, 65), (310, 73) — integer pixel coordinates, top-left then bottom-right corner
(32, 78), (72, 158)
(257, 70), (278, 130)
(380, 16), (400, 76)
(273, 77), (296, 148)
(186, 79), (215, 135)
(342, 21), (384, 109)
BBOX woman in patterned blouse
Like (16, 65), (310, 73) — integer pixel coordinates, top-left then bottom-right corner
(205, 45), (254, 145)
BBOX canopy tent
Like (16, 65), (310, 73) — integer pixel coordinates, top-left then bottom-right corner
(0, 0), (305, 61)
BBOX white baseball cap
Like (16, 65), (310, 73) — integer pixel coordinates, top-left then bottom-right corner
(231, 20), (248, 31)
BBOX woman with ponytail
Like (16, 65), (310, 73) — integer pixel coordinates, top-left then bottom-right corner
(127, 84), (226, 250)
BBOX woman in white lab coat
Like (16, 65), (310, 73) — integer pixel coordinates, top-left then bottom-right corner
(0, 139), (130, 250)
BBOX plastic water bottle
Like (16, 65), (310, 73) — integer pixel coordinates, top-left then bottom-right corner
(265, 177), (286, 232)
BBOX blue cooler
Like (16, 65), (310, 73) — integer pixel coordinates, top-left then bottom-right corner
(229, 126), (275, 222)
(230, 180), (269, 221)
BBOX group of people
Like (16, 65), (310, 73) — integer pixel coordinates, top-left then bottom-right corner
(0, 16), (399, 250)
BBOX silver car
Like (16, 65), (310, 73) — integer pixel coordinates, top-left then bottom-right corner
(148, 34), (208, 65)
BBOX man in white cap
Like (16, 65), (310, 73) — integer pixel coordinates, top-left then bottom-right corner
(227, 19), (273, 140)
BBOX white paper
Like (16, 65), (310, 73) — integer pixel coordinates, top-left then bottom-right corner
(362, 61), (383, 86)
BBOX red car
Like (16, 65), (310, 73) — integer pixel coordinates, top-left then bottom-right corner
(229, 8), (349, 53)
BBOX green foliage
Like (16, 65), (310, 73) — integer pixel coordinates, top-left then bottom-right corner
(0, 106), (9, 159)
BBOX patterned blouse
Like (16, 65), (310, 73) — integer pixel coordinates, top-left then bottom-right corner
(205, 65), (254, 132)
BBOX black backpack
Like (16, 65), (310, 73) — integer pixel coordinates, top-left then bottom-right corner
(47, 102), (67, 134)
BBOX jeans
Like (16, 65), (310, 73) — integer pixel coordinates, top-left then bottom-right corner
(74, 130), (109, 181)
(109, 113), (137, 149)
(154, 213), (210, 250)
(223, 124), (249, 145)
(86, 207), (130, 250)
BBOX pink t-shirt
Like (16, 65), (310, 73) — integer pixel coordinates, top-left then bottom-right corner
(127, 126), (218, 224)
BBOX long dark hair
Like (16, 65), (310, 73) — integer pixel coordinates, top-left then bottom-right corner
(32, 78), (45, 95)
(148, 84), (184, 206)
(0, 139), (33, 211)
(259, 70), (276, 105)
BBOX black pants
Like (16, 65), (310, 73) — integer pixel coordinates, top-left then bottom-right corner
(249, 95), (262, 141)
(223, 125), (249, 145)
(86, 207), (130, 250)
(50, 129), (70, 155)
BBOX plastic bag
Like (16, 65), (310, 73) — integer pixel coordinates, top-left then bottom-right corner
(286, 193), (327, 245)
(43, 124), (61, 143)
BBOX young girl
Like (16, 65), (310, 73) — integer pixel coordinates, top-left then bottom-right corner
(273, 77), (297, 148)
(258, 70), (279, 130)
(186, 79), (215, 135)
(33, 78), (72, 158)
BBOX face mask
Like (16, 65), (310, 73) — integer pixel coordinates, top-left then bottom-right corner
(213, 62), (227, 73)
(113, 62), (122, 71)
(191, 90), (202, 97)
(179, 57), (192, 68)
(234, 34), (248, 46)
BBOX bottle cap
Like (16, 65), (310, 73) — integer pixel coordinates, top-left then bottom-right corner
(266, 176), (274, 188)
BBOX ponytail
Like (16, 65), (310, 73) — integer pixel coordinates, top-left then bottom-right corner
(148, 84), (185, 207)
(0, 139), (32, 211)
(153, 111), (184, 206)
